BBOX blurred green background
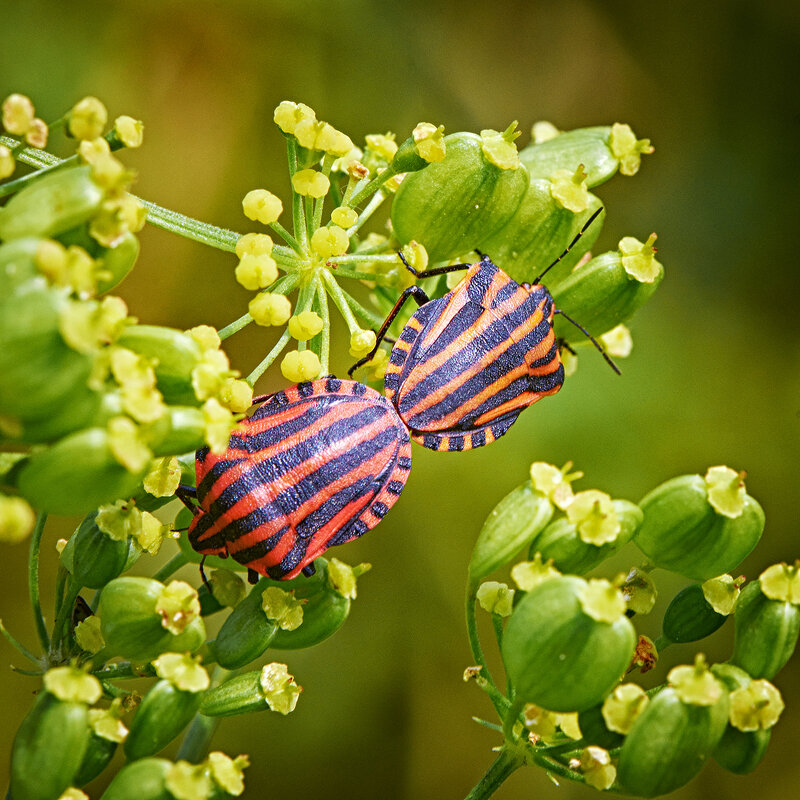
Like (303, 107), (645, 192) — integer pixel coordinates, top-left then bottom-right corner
(2, 0), (799, 797)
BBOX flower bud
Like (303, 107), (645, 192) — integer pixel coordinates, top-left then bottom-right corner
(15, 427), (147, 515)
(468, 481), (554, 587)
(634, 471), (765, 581)
(280, 349), (321, 382)
(0, 494), (36, 543)
(529, 497), (642, 574)
(68, 97), (108, 140)
(60, 511), (140, 589)
(97, 576), (206, 662)
(2, 93), (35, 135)
(116, 325), (204, 405)
(242, 189), (283, 225)
(550, 246), (663, 341)
(479, 179), (604, 286)
(10, 692), (91, 800)
(391, 131), (529, 262)
(234, 253), (278, 290)
(288, 310), (324, 341)
(502, 575), (636, 712)
(200, 663), (300, 717)
(291, 169), (330, 198)
(617, 683), (729, 797)
(100, 757), (172, 800)
(249, 292), (292, 327)
(310, 224), (349, 258)
(124, 679), (203, 760)
(661, 583), (728, 644)
(0, 166), (104, 241)
(731, 576), (800, 679)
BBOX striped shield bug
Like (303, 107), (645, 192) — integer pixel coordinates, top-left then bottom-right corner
(185, 378), (412, 581)
(349, 208), (617, 451)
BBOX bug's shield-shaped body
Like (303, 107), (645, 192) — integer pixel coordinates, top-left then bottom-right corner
(189, 378), (411, 580)
(385, 258), (564, 451)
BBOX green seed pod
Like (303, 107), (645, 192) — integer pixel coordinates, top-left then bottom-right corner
(714, 725), (771, 775)
(15, 427), (146, 515)
(391, 131), (529, 262)
(550, 250), (663, 342)
(147, 405), (206, 457)
(0, 165), (104, 241)
(96, 232), (140, 294)
(212, 579), (279, 669)
(519, 126), (619, 187)
(10, 382), (102, 445)
(271, 563), (350, 649)
(200, 663), (300, 717)
(731, 580), (800, 679)
(73, 733), (117, 786)
(662, 583), (727, 644)
(0, 283), (93, 421)
(468, 482), (553, 587)
(60, 511), (139, 589)
(9, 692), (90, 800)
(617, 687), (729, 797)
(0, 237), (42, 294)
(96, 576), (206, 662)
(198, 582), (225, 616)
(100, 757), (172, 800)
(635, 473), (765, 581)
(124, 679), (201, 760)
(479, 180), (604, 286)
(501, 576), (637, 712)
(528, 499), (642, 574)
(577, 703), (624, 750)
(116, 325), (203, 405)
(390, 136), (428, 174)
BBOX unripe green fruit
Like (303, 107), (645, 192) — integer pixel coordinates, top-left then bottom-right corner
(519, 126), (620, 187)
(0, 283), (93, 421)
(124, 679), (201, 760)
(528, 499), (642, 574)
(502, 576), (636, 712)
(116, 325), (204, 405)
(73, 733), (117, 786)
(662, 583), (727, 644)
(60, 511), (139, 589)
(550, 250), (662, 341)
(468, 482), (553, 586)
(0, 165), (104, 241)
(9, 692), (90, 800)
(480, 180), (603, 286)
(635, 475), (764, 581)
(97, 576), (205, 662)
(0, 237), (42, 294)
(617, 687), (729, 797)
(145, 405), (206, 457)
(212, 579), (279, 669)
(199, 670), (266, 717)
(713, 725), (771, 775)
(731, 580), (800, 679)
(100, 757), (172, 800)
(15, 427), (145, 515)
(391, 132), (529, 262)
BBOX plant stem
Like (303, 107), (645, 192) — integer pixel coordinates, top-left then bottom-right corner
(246, 328), (291, 386)
(327, 267), (397, 286)
(176, 665), (230, 762)
(269, 221), (302, 253)
(287, 138), (307, 248)
(347, 167), (396, 210)
(0, 620), (41, 665)
(153, 551), (190, 582)
(463, 747), (523, 800)
(340, 287), (385, 329)
(314, 275), (330, 376)
(28, 513), (49, 654)
(465, 586), (507, 718)
(51, 579), (81, 660)
(92, 662), (156, 680)
(348, 190), (387, 236)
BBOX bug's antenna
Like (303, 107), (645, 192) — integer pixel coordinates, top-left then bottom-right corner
(533, 207), (604, 284)
(554, 309), (621, 375)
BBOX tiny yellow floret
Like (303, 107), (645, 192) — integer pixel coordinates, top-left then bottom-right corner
(242, 189), (283, 225)
(331, 206), (358, 228)
(249, 292), (292, 327)
(310, 225), (349, 259)
(114, 115), (144, 148)
(0, 495), (36, 543)
(235, 254), (279, 291)
(291, 169), (330, 198)
(2, 93), (35, 135)
(550, 164), (590, 212)
(288, 310), (324, 341)
(280, 350), (321, 382)
(236, 233), (274, 258)
(68, 96), (108, 141)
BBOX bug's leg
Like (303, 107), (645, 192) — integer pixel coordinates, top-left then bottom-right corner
(554, 309), (621, 375)
(347, 285), (431, 377)
(302, 562), (316, 577)
(199, 556), (212, 594)
(557, 338), (577, 357)
(247, 568), (260, 585)
(176, 485), (200, 515)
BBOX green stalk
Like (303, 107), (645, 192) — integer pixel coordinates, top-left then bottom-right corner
(176, 666), (230, 762)
(321, 269), (361, 333)
(348, 190), (387, 235)
(313, 275), (331, 376)
(51, 579), (81, 659)
(287, 138), (307, 247)
(331, 253), (399, 265)
(340, 287), (385, 329)
(327, 268), (397, 286)
(153, 551), (189, 583)
(465, 586), (507, 718)
(246, 327), (291, 386)
(0, 620), (41, 665)
(92, 662), (156, 680)
(463, 747), (523, 800)
(313, 153), (335, 230)
(269, 221), (303, 253)
(218, 273), (301, 341)
(28, 513), (49, 654)
(346, 166), (397, 210)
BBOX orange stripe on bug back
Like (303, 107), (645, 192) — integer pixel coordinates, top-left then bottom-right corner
(418, 285), (472, 352)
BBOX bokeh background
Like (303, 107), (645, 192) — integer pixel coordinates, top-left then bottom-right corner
(2, 1), (799, 798)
